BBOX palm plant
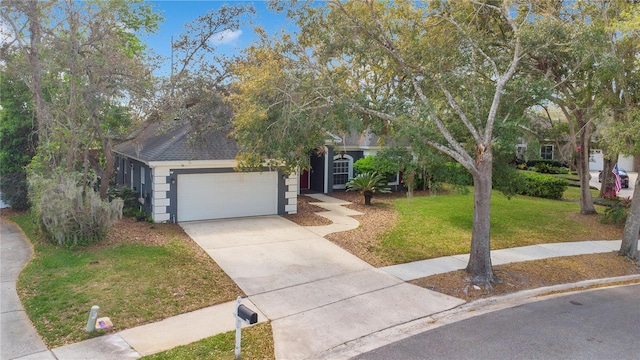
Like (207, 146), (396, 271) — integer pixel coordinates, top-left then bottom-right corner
(346, 171), (391, 205)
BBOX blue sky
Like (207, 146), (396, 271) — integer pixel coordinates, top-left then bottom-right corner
(145, 1), (292, 75)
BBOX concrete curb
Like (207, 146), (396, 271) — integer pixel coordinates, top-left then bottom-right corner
(315, 275), (640, 360)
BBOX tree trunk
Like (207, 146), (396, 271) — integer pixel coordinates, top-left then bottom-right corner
(619, 176), (640, 260)
(363, 191), (372, 205)
(100, 139), (115, 200)
(576, 123), (596, 214)
(599, 155), (619, 199)
(25, 0), (51, 144)
(405, 170), (415, 199)
(465, 154), (497, 288)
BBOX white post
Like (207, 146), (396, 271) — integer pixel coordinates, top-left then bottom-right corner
(85, 305), (100, 332)
(234, 296), (242, 360)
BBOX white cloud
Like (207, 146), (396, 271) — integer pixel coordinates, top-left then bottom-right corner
(210, 29), (242, 46)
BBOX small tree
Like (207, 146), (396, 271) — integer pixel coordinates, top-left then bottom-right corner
(346, 172), (391, 205)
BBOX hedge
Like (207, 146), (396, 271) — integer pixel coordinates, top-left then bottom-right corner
(518, 172), (569, 199)
(526, 159), (569, 169)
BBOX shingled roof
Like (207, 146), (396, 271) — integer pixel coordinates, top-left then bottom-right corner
(113, 121), (238, 162)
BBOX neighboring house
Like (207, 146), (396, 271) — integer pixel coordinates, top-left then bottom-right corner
(517, 113), (637, 172)
(300, 129), (403, 194)
(516, 140), (636, 172)
(113, 121), (297, 223)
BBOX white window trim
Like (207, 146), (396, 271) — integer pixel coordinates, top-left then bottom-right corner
(540, 144), (554, 160)
(388, 172), (400, 186)
(332, 154), (353, 190)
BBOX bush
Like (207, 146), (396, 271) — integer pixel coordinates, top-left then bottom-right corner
(353, 155), (398, 183)
(531, 162), (569, 174)
(108, 186), (140, 217)
(346, 171), (391, 205)
(517, 172), (569, 199)
(526, 159), (569, 169)
(29, 171), (123, 246)
(353, 156), (377, 174)
(600, 197), (631, 224)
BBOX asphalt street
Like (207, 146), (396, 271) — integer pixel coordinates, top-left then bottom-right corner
(355, 284), (640, 360)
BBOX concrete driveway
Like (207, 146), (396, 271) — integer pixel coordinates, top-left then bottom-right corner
(181, 216), (465, 359)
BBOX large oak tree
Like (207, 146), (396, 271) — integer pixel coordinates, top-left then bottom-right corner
(232, 0), (541, 287)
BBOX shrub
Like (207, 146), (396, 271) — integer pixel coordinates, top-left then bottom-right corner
(108, 186), (140, 217)
(518, 172), (568, 199)
(600, 197), (631, 224)
(346, 171), (391, 205)
(353, 155), (398, 183)
(353, 156), (377, 175)
(526, 159), (569, 169)
(29, 171), (123, 246)
(530, 162), (570, 175)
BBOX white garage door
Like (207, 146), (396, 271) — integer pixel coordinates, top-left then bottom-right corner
(589, 149), (604, 171)
(177, 172), (278, 222)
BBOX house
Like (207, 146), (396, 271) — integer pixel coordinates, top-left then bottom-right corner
(517, 140), (637, 172)
(300, 129), (403, 194)
(517, 112), (637, 172)
(113, 121), (297, 223)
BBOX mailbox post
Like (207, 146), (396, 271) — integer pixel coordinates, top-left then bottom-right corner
(234, 296), (258, 360)
(85, 305), (100, 332)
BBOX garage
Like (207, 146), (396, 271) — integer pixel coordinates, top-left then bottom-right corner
(177, 172), (279, 222)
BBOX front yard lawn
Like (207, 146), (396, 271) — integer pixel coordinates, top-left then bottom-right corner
(381, 191), (620, 264)
(11, 215), (243, 348)
(327, 188), (623, 266)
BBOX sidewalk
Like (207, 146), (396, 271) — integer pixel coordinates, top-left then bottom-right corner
(1, 221), (55, 360)
(2, 195), (639, 359)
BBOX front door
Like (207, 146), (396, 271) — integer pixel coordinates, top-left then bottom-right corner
(300, 170), (309, 190)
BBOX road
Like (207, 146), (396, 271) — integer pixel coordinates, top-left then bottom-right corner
(354, 284), (640, 360)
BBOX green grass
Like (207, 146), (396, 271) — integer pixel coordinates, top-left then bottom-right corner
(561, 185), (600, 202)
(12, 215), (242, 348)
(142, 322), (274, 360)
(377, 189), (622, 264)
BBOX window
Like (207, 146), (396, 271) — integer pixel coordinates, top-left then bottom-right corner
(540, 145), (554, 160)
(139, 167), (146, 204)
(516, 144), (527, 160)
(332, 154), (353, 190)
(387, 172), (400, 186)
